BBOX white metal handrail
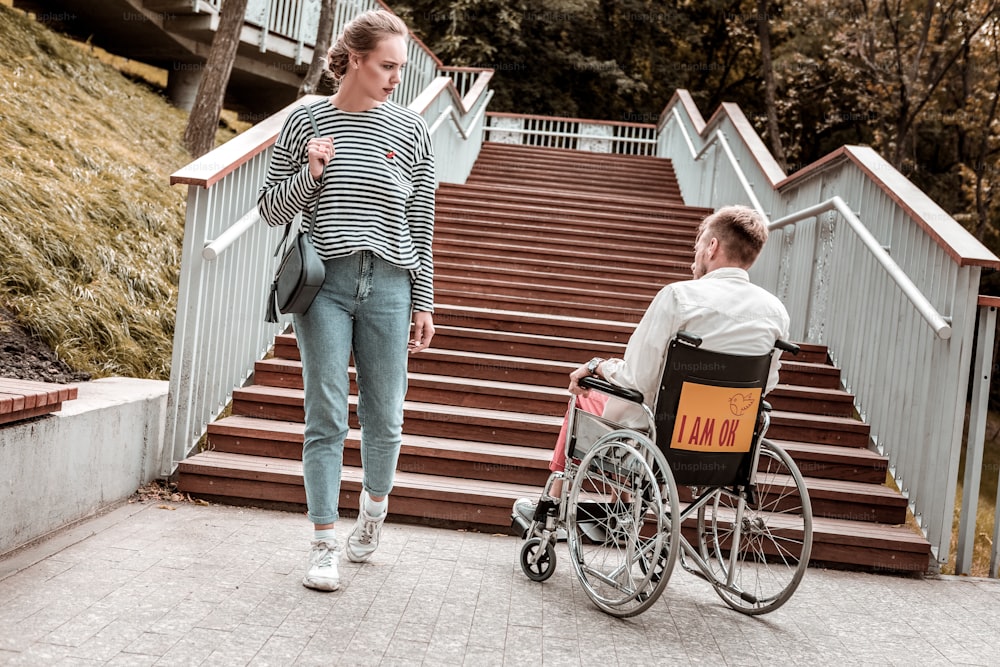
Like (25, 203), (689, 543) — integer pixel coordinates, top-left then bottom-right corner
(202, 208), (261, 261)
(427, 91), (495, 140)
(769, 199), (952, 339)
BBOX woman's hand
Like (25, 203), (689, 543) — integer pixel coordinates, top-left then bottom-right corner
(408, 312), (435, 354)
(307, 137), (334, 180)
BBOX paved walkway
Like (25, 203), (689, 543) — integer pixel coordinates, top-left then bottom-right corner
(1, 501), (999, 666)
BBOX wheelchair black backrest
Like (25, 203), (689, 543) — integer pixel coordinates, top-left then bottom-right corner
(654, 333), (774, 487)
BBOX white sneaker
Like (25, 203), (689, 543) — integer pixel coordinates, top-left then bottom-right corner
(346, 490), (386, 563)
(302, 540), (341, 591)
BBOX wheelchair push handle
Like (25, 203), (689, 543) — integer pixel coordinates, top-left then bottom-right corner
(578, 375), (644, 404)
(774, 339), (800, 355)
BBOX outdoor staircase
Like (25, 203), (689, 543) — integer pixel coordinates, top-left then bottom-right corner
(176, 142), (933, 573)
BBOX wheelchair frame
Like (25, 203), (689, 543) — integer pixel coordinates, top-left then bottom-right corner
(514, 334), (814, 618)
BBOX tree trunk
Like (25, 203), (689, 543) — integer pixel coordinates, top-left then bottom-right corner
(183, 0), (250, 157)
(300, 0), (337, 97)
(757, 0), (786, 170)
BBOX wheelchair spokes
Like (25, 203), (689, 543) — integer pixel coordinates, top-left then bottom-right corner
(696, 439), (813, 614)
(566, 433), (680, 618)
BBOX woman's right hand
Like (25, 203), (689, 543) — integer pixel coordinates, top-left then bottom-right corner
(307, 137), (335, 180)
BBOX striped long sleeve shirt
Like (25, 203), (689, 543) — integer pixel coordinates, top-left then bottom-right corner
(258, 98), (436, 312)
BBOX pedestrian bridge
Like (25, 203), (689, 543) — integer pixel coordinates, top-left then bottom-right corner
(11, 0), (398, 117)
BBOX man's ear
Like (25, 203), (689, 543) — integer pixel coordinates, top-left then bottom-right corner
(707, 237), (720, 258)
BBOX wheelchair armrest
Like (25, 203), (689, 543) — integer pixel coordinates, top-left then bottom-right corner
(578, 375), (644, 404)
(775, 339), (800, 355)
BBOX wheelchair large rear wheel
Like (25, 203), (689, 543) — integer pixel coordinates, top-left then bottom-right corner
(566, 431), (680, 618)
(697, 438), (813, 615)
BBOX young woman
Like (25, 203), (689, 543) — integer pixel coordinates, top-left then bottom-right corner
(258, 9), (435, 592)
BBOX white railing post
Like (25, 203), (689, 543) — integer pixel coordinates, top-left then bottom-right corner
(960, 300), (998, 574)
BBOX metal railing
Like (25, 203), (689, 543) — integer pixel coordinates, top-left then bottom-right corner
(484, 112), (658, 155)
(657, 90), (1000, 572)
(162, 50), (492, 477)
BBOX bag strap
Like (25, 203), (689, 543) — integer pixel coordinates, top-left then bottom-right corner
(302, 104), (325, 242)
(274, 104), (325, 256)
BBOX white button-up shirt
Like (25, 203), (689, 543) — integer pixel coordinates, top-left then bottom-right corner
(602, 267), (791, 428)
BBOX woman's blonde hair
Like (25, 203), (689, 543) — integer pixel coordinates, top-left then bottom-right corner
(326, 10), (408, 81)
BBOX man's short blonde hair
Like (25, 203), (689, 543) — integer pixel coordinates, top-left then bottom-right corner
(698, 205), (769, 267)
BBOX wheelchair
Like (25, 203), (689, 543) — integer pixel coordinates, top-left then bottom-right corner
(511, 332), (813, 618)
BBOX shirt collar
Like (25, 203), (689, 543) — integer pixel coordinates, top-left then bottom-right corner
(700, 267), (750, 281)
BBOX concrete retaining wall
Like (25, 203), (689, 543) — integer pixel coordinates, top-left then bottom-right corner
(0, 377), (169, 557)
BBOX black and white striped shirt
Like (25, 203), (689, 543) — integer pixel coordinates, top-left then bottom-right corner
(258, 98), (435, 312)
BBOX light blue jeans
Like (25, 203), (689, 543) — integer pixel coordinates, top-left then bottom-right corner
(294, 251), (411, 525)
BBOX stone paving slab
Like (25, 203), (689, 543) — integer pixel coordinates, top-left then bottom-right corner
(1, 501), (999, 666)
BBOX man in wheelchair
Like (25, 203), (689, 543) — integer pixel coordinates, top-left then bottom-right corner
(513, 204), (791, 532)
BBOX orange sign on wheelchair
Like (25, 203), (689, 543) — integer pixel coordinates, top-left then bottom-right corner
(669, 382), (762, 453)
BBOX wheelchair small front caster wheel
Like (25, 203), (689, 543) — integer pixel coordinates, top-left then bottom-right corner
(519, 537), (556, 582)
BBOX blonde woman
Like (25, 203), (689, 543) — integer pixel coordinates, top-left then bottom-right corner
(258, 9), (435, 592)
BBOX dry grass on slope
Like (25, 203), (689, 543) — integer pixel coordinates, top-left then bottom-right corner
(0, 4), (238, 379)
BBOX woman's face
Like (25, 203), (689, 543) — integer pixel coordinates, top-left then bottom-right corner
(351, 35), (407, 105)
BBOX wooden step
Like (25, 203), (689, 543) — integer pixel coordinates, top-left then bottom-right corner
(778, 359), (843, 389)
(806, 515), (930, 571)
(430, 326), (626, 364)
(433, 273), (661, 311)
(435, 202), (703, 237)
(784, 343), (829, 365)
(767, 384), (856, 417)
(437, 182), (710, 218)
(473, 147), (680, 185)
(231, 387), (563, 448)
(208, 414), (895, 524)
(771, 439), (888, 483)
(205, 416), (553, 486)
(434, 247), (678, 284)
(768, 410), (871, 448)
(407, 350), (575, 388)
(432, 290), (651, 320)
(434, 255), (690, 298)
(176, 450), (543, 528)
(0, 378), (78, 425)
(268, 348), (574, 390)
(252, 360), (569, 416)
(432, 305), (635, 344)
